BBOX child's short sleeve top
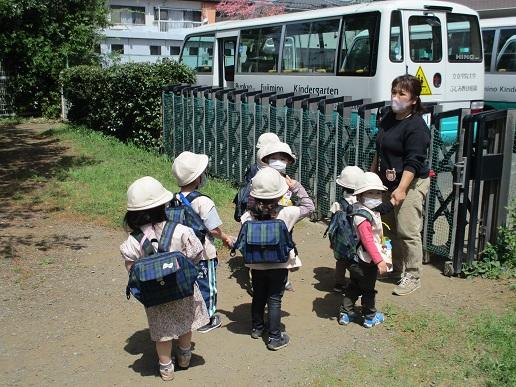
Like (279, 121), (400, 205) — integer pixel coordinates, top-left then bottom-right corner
(120, 222), (204, 264)
(186, 194), (220, 260)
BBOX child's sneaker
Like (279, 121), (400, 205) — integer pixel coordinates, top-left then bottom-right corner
(176, 347), (192, 369)
(251, 328), (264, 339)
(197, 314), (222, 333)
(338, 312), (352, 326)
(363, 312), (385, 328)
(159, 361), (174, 381)
(267, 333), (290, 351)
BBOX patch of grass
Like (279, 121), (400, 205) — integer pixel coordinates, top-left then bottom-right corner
(308, 304), (516, 386)
(29, 124), (236, 227)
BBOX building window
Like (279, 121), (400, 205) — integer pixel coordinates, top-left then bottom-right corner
(170, 46), (181, 55)
(111, 6), (145, 25)
(153, 7), (202, 30)
(111, 44), (124, 54)
(150, 46), (162, 55)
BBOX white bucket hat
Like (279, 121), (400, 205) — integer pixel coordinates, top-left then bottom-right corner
(172, 151), (209, 186)
(336, 166), (365, 190)
(354, 172), (387, 195)
(256, 147), (268, 168)
(260, 142), (296, 164)
(256, 132), (280, 149)
(250, 167), (289, 199)
(127, 176), (173, 211)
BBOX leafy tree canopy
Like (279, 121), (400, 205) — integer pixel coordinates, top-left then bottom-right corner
(0, 0), (107, 116)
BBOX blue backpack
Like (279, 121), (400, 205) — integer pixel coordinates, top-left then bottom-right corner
(233, 164), (259, 222)
(231, 218), (297, 264)
(324, 199), (373, 261)
(126, 222), (199, 307)
(167, 191), (209, 244)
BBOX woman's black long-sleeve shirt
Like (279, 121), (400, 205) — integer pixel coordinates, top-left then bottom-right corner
(376, 111), (431, 191)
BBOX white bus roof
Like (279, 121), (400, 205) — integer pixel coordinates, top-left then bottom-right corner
(185, 0), (478, 36)
(480, 17), (516, 29)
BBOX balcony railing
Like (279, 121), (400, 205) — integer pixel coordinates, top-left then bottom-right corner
(153, 20), (203, 31)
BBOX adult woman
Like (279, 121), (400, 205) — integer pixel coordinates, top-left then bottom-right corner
(371, 74), (431, 296)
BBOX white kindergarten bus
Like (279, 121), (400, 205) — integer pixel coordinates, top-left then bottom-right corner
(481, 15), (516, 109)
(179, 0), (484, 109)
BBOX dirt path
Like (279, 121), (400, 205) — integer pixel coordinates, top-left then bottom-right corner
(0, 123), (512, 386)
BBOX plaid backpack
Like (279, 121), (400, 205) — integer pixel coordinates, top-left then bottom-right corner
(231, 218), (297, 264)
(126, 222), (199, 307)
(324, 199), (373, 261)
(167, 191), (209, 244)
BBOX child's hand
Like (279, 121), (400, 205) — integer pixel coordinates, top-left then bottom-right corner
(285, 175), (297, 189)
(223, 235), (235, 249)
(377, 260), (389, 275)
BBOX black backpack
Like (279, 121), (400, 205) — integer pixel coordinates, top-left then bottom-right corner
(167, 191), (209, 244)
(324, 199), (373, 261)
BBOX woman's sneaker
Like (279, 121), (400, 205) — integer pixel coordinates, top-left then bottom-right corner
(267, 333), (290, 351)
(159, 361), (174, 381)
(363, 312), (385, 328)
(176, 347), (192, 369)
(392, 274), (421, 296)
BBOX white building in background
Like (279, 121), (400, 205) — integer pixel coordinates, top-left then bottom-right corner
(100, 0), (218, 64)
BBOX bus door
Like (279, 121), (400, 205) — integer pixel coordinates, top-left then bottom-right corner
(217, 37), (237, 88)
(401, 9), (446, 98)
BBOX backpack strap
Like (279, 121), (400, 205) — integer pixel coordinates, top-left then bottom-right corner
(351, 209), (374, 224)
(157, 222), (179, 253)
(323, 199), (351, 238)
(130, 229), (157, 257)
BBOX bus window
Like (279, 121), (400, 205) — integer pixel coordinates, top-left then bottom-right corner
(224, 40), (235, 82)
(339, 12), (380, 76)
(409, 16), (442, 62)
(282, 19), (339, 74)
(447, 14), (482, 63)
(482, 30), (495, 72)
(390, 11), (403, 62)
(238, 26), (282, 73)
(496, 29), (516, 72)
(181, 35), (214, 72)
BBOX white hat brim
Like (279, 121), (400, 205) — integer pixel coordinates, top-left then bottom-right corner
(353, 184), (387, 195)
(127, 189), (173, 211)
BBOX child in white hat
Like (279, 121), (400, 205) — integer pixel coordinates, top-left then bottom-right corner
(339, 172), (391, 328)
(120, 176), (209, 381)
(172, 152), (234, 333)
(258, 141), (314, 291)
(240, 167), (314, 350)
(329, 166), (365, 293)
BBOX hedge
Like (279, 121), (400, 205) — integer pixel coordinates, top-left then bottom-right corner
(61, 59), (195, 147)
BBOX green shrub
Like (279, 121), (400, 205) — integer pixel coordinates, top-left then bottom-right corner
(61, 60), (195, 144)
(463, 199), (516, 279)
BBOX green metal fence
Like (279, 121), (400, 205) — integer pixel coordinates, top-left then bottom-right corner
(161, 86), (480, 262)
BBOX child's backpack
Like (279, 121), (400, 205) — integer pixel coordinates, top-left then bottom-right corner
(323, 199), (373, 261)
(167, 191), (209, 244)
(231, 218), (297, 264)
(233, 164), (259, 222)
(126, 222), (199, 307)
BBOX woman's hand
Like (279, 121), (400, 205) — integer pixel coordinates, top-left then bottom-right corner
(391, 187), (407, 206)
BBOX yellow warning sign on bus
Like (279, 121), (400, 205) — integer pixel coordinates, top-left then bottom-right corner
(415, 66), (432, 95)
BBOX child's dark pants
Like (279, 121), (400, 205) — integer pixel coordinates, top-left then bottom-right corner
(341, 260), (378, 320)
(251, 268), (288, 340)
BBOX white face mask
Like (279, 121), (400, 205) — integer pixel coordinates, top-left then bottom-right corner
(391, 98), (411, 113)
(363, 197), (382, 209)
(268, 159), (288, 173)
